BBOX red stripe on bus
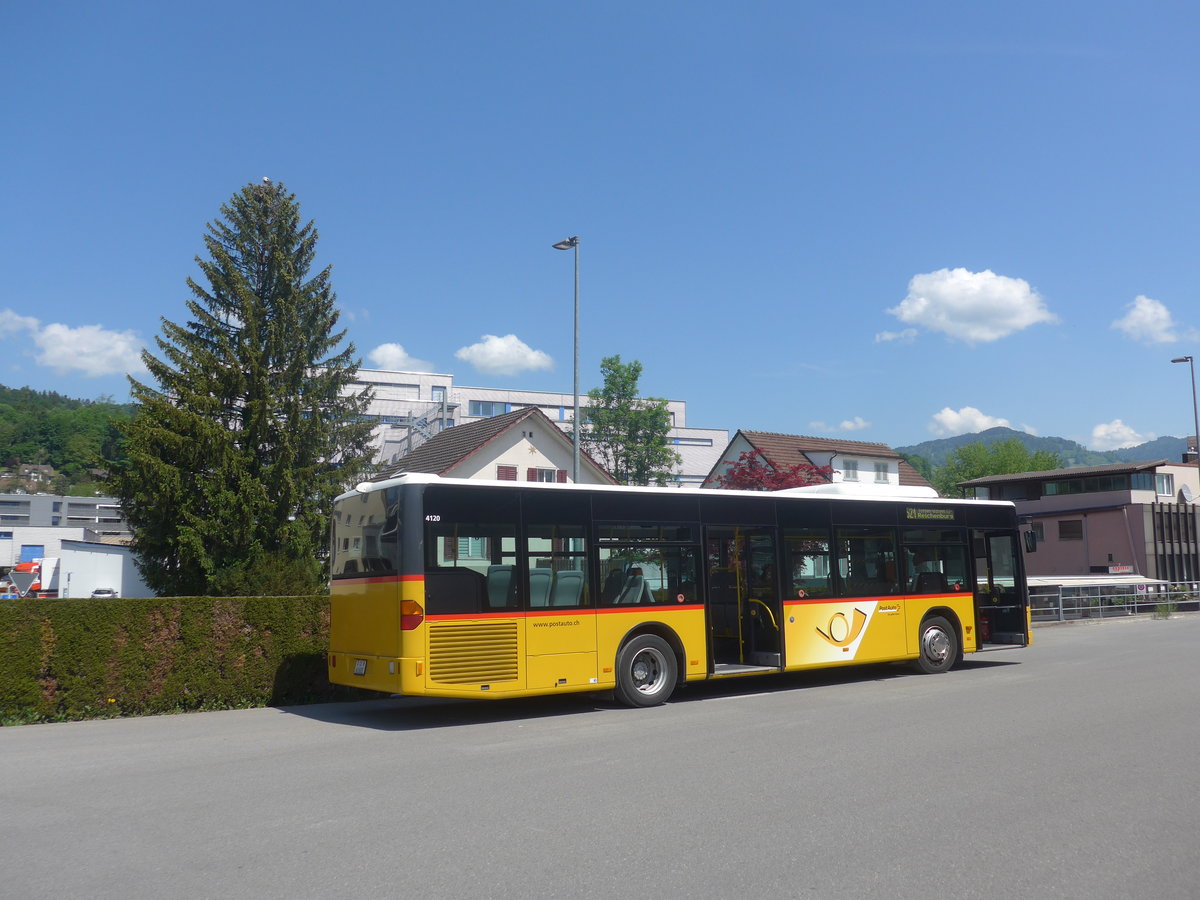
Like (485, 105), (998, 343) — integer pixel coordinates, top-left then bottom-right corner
(425, 605), (705, 622)
(783, 592), (965, 607)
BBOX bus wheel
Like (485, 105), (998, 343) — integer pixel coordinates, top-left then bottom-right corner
(615, 635), (677, 707)
(913, 616), (957, 674)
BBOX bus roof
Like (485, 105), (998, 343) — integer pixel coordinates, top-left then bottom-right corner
(341, 472), (1015, 510)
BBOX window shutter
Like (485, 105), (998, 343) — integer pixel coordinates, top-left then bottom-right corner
(527, 468), (538, 482)
(557, 470), (568, 483)
(497, 465), (517, 481)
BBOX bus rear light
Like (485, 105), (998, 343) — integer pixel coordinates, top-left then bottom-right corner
(400, 600), (425, 630)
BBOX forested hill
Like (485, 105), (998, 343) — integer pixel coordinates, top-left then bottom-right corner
(896, 426), (1189, 469)
(0, 384), (132, 493)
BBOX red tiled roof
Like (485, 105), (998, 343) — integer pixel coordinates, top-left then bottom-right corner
(735, 430), (932, 488)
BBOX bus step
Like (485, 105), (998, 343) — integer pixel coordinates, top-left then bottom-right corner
(988, 632), (1027, 644)
(712, 663), (778, 677)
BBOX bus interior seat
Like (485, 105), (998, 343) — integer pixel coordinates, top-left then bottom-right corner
(551, 570), (584, 606)
(487, 564), (515, 608)
(616, 574), (646, 605)
(528, 568), (553, 607)
(602, 569), (624, 603)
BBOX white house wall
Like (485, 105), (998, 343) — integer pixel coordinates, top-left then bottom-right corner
(448, 425), (610, 484)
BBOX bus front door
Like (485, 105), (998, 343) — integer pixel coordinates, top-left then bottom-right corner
(972, 530), (1030, 646)
(705, 527), (782, 670)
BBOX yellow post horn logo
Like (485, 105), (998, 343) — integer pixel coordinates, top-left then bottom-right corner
(816, 608), (868, 647)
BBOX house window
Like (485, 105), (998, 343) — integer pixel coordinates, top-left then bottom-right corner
(1156, 473), (1174, 496)
(874, 462), (889, 483)
(1058, 520), (1083, 541)
(496, 465), (517, 481)
(843, 460), (859, 482)
(1032, 523), (1045, 542)
(431, 386), (447, 402)
(528, 468), (566, 483)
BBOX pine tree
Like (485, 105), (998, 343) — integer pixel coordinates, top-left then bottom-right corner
(580, 355), (681, 486)
(113, 181), (374, 595)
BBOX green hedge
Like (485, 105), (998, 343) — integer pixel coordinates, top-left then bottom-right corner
(0, 595), (364, 724)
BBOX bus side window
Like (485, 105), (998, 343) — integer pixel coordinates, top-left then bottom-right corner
(902, 530), (969, 594)
(784, 528), (831, 598)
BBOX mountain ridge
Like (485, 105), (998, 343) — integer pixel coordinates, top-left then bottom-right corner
(895, 426), (1190, 469)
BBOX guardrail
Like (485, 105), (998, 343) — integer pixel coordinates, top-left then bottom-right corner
(1030, 583), (1200, 622)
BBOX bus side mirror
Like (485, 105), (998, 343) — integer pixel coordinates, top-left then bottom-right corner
(1024, 531), (1037, 553)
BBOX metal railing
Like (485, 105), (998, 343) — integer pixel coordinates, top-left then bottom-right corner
(1030, 582), (1200, 622)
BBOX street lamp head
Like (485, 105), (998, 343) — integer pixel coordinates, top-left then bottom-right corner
(1171, 356), (1193, 364)
(552, 236), (579, 250)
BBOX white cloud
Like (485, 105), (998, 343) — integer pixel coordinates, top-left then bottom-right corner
(928, 406), (1012, 436)
(809, 416), (871, 433)
(873, 328), (918, 344)
(0, 310), (40, 334)
(0, 310), (147, 378)
(455, 334), (553, 376)
(367, 342), (434, 372)
(1090, 419), (1154, 451)
(887, 268), (1057, 344)
(1111, 295), (1192, 344)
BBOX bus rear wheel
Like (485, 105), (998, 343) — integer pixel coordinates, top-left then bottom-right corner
(615, 635), (677, 707)
(913, 616), (958, 674)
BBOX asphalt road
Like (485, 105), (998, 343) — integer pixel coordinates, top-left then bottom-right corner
(2, 616), (1198, 899)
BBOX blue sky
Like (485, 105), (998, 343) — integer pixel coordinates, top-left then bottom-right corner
(3, 1), (1198, 451)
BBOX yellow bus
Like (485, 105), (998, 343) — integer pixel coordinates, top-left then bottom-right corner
(328, 474), (1030, 706)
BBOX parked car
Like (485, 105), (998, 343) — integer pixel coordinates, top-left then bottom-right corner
(91, 588), (119, 598)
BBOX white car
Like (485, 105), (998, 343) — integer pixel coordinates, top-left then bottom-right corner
(90, 588), (119, 598)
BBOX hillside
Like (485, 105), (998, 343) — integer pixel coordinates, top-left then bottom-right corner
(896, 426), (1189, 469)
(0, 384), (132, 494)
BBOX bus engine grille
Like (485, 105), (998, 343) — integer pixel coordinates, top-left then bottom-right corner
(428, 621), (520, 684)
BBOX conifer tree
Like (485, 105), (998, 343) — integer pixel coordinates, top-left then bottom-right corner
(113, 180), (374, 595)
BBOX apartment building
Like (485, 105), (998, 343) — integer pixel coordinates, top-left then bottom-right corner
(0, 494), (129, 539)
(351, 368), (728, 485)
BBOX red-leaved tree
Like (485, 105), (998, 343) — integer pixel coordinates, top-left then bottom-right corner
(714, 448), (833, 491)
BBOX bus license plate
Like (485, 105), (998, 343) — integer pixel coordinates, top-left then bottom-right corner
(353, 659), (367, 676)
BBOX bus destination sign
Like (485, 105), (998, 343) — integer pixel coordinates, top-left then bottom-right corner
(904, 506), (957, 522)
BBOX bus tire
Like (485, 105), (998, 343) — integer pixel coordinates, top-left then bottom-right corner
(912, 615), (957, 674)
(614, 634), (677, 707)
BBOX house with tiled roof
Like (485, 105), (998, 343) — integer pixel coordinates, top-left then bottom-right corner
(701, 430), (932, 490)
(375, 407), (616, 485)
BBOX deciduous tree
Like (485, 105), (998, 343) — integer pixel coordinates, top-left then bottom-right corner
(932, 439), (1061, 497)
(113, 181), (374, 595)
(579, 355), (680, 486)
(714, 448), (833, 490)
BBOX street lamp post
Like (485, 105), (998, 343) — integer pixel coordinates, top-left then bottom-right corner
(553, 236), (580, 482)
(1171, 356), (1199, 463)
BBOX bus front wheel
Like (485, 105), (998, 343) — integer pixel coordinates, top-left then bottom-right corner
(913, 616), (958, 674)
(614, 635), (677, 707)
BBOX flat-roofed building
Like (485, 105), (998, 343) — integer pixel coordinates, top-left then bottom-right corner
(959, 460), (1200, 582)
